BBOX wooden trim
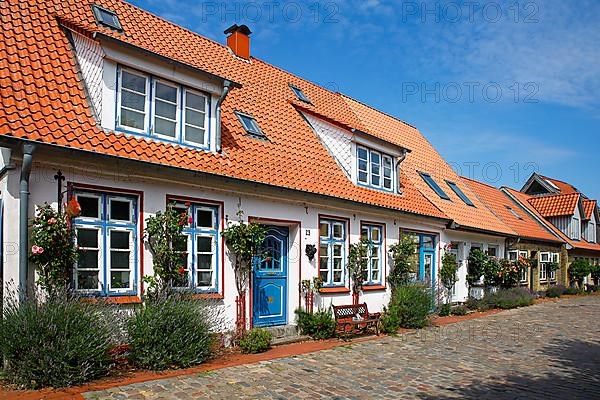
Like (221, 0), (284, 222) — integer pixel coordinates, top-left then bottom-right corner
(319, 287), (350, 294)
(192, 293), (224, 300)
(165, 194), (226, 299)
(81, 295), (142, 305)
(362, 285), (386, 292)
(318, 214), (351, 288)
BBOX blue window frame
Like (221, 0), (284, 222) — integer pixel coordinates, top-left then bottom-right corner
(361, 224), (383, 285)
(446, 180), (475, 207)
(356, 146), (394, 192)
(319, 218), (346, 287)
(235, 111), (264, 137)
(404, 231), (437, 287)
(290, 85), (311, 103)
(171, 201), (220, 293)
(116, 66), (211, 149)
(72, 190), (138, 296)
(419, 172), (450, 200)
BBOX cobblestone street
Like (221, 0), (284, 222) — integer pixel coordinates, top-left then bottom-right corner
(84, 296), (600, 399)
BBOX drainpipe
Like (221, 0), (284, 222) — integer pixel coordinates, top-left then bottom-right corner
(19, 143), (35, 296)
(216, 80), (233, 153)
(396, 149), (408, 194)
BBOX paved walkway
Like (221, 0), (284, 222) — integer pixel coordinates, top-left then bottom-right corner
(84, 296), (600, 399)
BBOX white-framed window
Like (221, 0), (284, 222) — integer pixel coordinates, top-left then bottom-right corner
(319, 218), (346, 287)
(549, 253), (559, 281)
(73, 191), (138, 295)
(487, 245), (499, 257)
(361, 224), (384, 285)
(571, 217), (580, 240)
(588, 222), (596, 243)
(171, 201), (220, 292)
(509, 250), (528, 283)
(539, 252), (550, 281)
(116, 66), (210, 149)
(356, 146), (394, 192)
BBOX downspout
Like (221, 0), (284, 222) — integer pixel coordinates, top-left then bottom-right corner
(19, 143), (35, 296)
(396, 149), (408, 194)
(216, 80), (233, 153)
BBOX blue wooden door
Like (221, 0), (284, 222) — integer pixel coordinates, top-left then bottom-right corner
(252, 226), (288, 327)
(418, 234), (436, 288)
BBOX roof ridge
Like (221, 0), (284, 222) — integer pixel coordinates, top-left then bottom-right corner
(340, 93), (418, 130)
(460, 176), (499, 190)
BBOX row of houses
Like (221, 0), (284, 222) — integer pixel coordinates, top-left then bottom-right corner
(1, 0), (598, 330)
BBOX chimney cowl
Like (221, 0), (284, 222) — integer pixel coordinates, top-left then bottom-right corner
(224, 24), (252, 59)
(224, 24), (252, 36)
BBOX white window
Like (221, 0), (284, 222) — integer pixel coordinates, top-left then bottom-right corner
(171, 202), (220, 291)
(487, 245), (499, 257)
(572, 217), (580, 240)
(356, 146), (394, 192)
(549, 253), (559, 281)
(589, 222), (596, 243)
(539, 252), (550, 281)
(73, 191), (138, 295)
(116, 66), (211, 149)
(361, 224), (384, 285)
(319, 218), (346, 286)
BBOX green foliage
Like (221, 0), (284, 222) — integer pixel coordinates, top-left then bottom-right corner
(546, 285), (566, 298)
(144, 203), (189, 295)
(0, 290), (115, 389)
(239, 328), (272, 354)
(295, 308), (336, 339)
(590, 264), (600, 284)
(465, 297), (490, 312)
(347, 238), (370, 296)
(382, 284), (432, 330)
(451, 305), (468, 316)
(127, 296), (217, 370)
(388, 234), (417, 289)
(222, 210), (267, 296)
(438, 303), (451, 317)
(496, 258), (522, 288)
(467, 248), (488, 286)
(29, 204), (78, 295)
(563, 286), (581, 295)
(440, 250), (458, 291)
(569, 259), (591, 287)
(483, 287), (534, 309)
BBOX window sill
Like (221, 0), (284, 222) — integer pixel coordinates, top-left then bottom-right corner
(362, 285), (386, 292)
(192, 293), (224, 300)
(319, 287), (350, 294)
(82, 295), (142, 305)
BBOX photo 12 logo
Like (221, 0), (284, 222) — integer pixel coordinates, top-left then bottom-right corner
(199, 2), (340, 24)
(401, 82), (539, 104)
(400, 1), (540, 24)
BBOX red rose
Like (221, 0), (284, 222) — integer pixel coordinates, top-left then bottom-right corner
(185, 202), (191, 207)
(178, 267), (186, 275)
(188, 216), (193, 224)
(178, 219), (184, 226)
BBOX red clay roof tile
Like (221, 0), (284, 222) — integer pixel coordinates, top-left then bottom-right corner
(527, 193), (581, 218)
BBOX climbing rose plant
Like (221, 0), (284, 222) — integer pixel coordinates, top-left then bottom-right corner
(347, 238), (371, 300)
(388, 234), (417, 290)
(29, 203), (78, 296)
(440, 244), (458, 301)
(144, 203), (190, 296)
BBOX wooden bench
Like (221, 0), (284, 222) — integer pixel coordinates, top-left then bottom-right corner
(332, 303), (381, 339)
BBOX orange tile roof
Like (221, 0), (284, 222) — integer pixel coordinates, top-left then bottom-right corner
(539, 175), (578, 194)
(340, 95), (515, 235)
(583, 199), (597, 221)
(527, 193), (581, 218)
(461, 177), (561, 243)
(0, 0), (446, 220)
(505, 188), (600, 253)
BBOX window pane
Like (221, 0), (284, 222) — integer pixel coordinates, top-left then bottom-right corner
(154, 118), (177, 137)
(197, 254), (212, 271)
(155, 82), (177, 103)
(357, 148), (368, 160)
(319, 222), (329, 238)
(110, 200), (131, 221)
(185, 126), (205, 144)
(370, 152), (380, 164)
(383, 178), (392, 189)
(77, 196), (99, 218)
(77, 229), (98, 248)
(122, 71), (146, 93)
(422, 236), (434, 249)
(110, 251), (130, 269)
(186, 92), (206, 111)
(78, 270), (99, 290)
(185, 109), (205, 128)
(111, 271), (130, 289)
(196, 209), (214, 229)
(155, 100), (177, 120)
(333, 271), (342, 283)
(371, 228), (380, 242)
(121, 90), (145, 111)
(358, 171), (368, 183)
(78, 250), (99, 269)
(197, 236), (212, 253)
(320, 245), (328, 257)
(333, 245), (342, 257)
(319, 270), (328, 282)
(197, 271), (212, 286)
(110, 231), (130, 249)
(120, 109), (145, 130)
(333, 223), (343, 239)
(372, 175), (380, 186)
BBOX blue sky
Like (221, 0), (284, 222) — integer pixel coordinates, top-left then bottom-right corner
(131, 0), (599, 199)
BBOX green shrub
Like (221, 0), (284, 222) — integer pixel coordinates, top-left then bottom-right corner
(295, 308), (336, 339)
(465, 297), (490, 312)
(381, 305), (402, 334)
(564, 287), (581, 295)
(239, 328), (272, 354)
(127, 296), (217, 370)
(546, 285), (566, 298)
(384, 284), (433, 330)
(569, 259), (591, 287)
(0, 291), (116, 389)
(483, 287), (534, 309)
(451, 305), (468, 316)
(438, 303), (451, 317)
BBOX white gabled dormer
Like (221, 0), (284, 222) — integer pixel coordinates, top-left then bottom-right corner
(68, 26), (235, 153)
(301, 112), (408, 194)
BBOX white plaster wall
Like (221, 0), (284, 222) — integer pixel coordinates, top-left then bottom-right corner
(0, 151), (22, 296)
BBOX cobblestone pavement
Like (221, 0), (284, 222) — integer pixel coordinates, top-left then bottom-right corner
(84, 296), (600, 399)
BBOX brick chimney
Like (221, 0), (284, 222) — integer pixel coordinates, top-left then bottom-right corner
(224, 24), (252, 59)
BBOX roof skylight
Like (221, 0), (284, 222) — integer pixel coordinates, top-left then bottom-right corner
(446, 181), (475, 207)
(92, 5), (123, 31)
(290, 85), (311, 103)
(235, 112), (264, 137)
(506, 205), (523, 220)
(419, 172), (450, 200)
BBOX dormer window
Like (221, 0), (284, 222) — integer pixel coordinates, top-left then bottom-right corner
(357, 146), (393, 191)
(419, 172), (450, 200)
(235, 112), (264, 137)
(290, 85), (311, 104)
(92, 5), (123, 32)
(116, 66), (210, 149)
